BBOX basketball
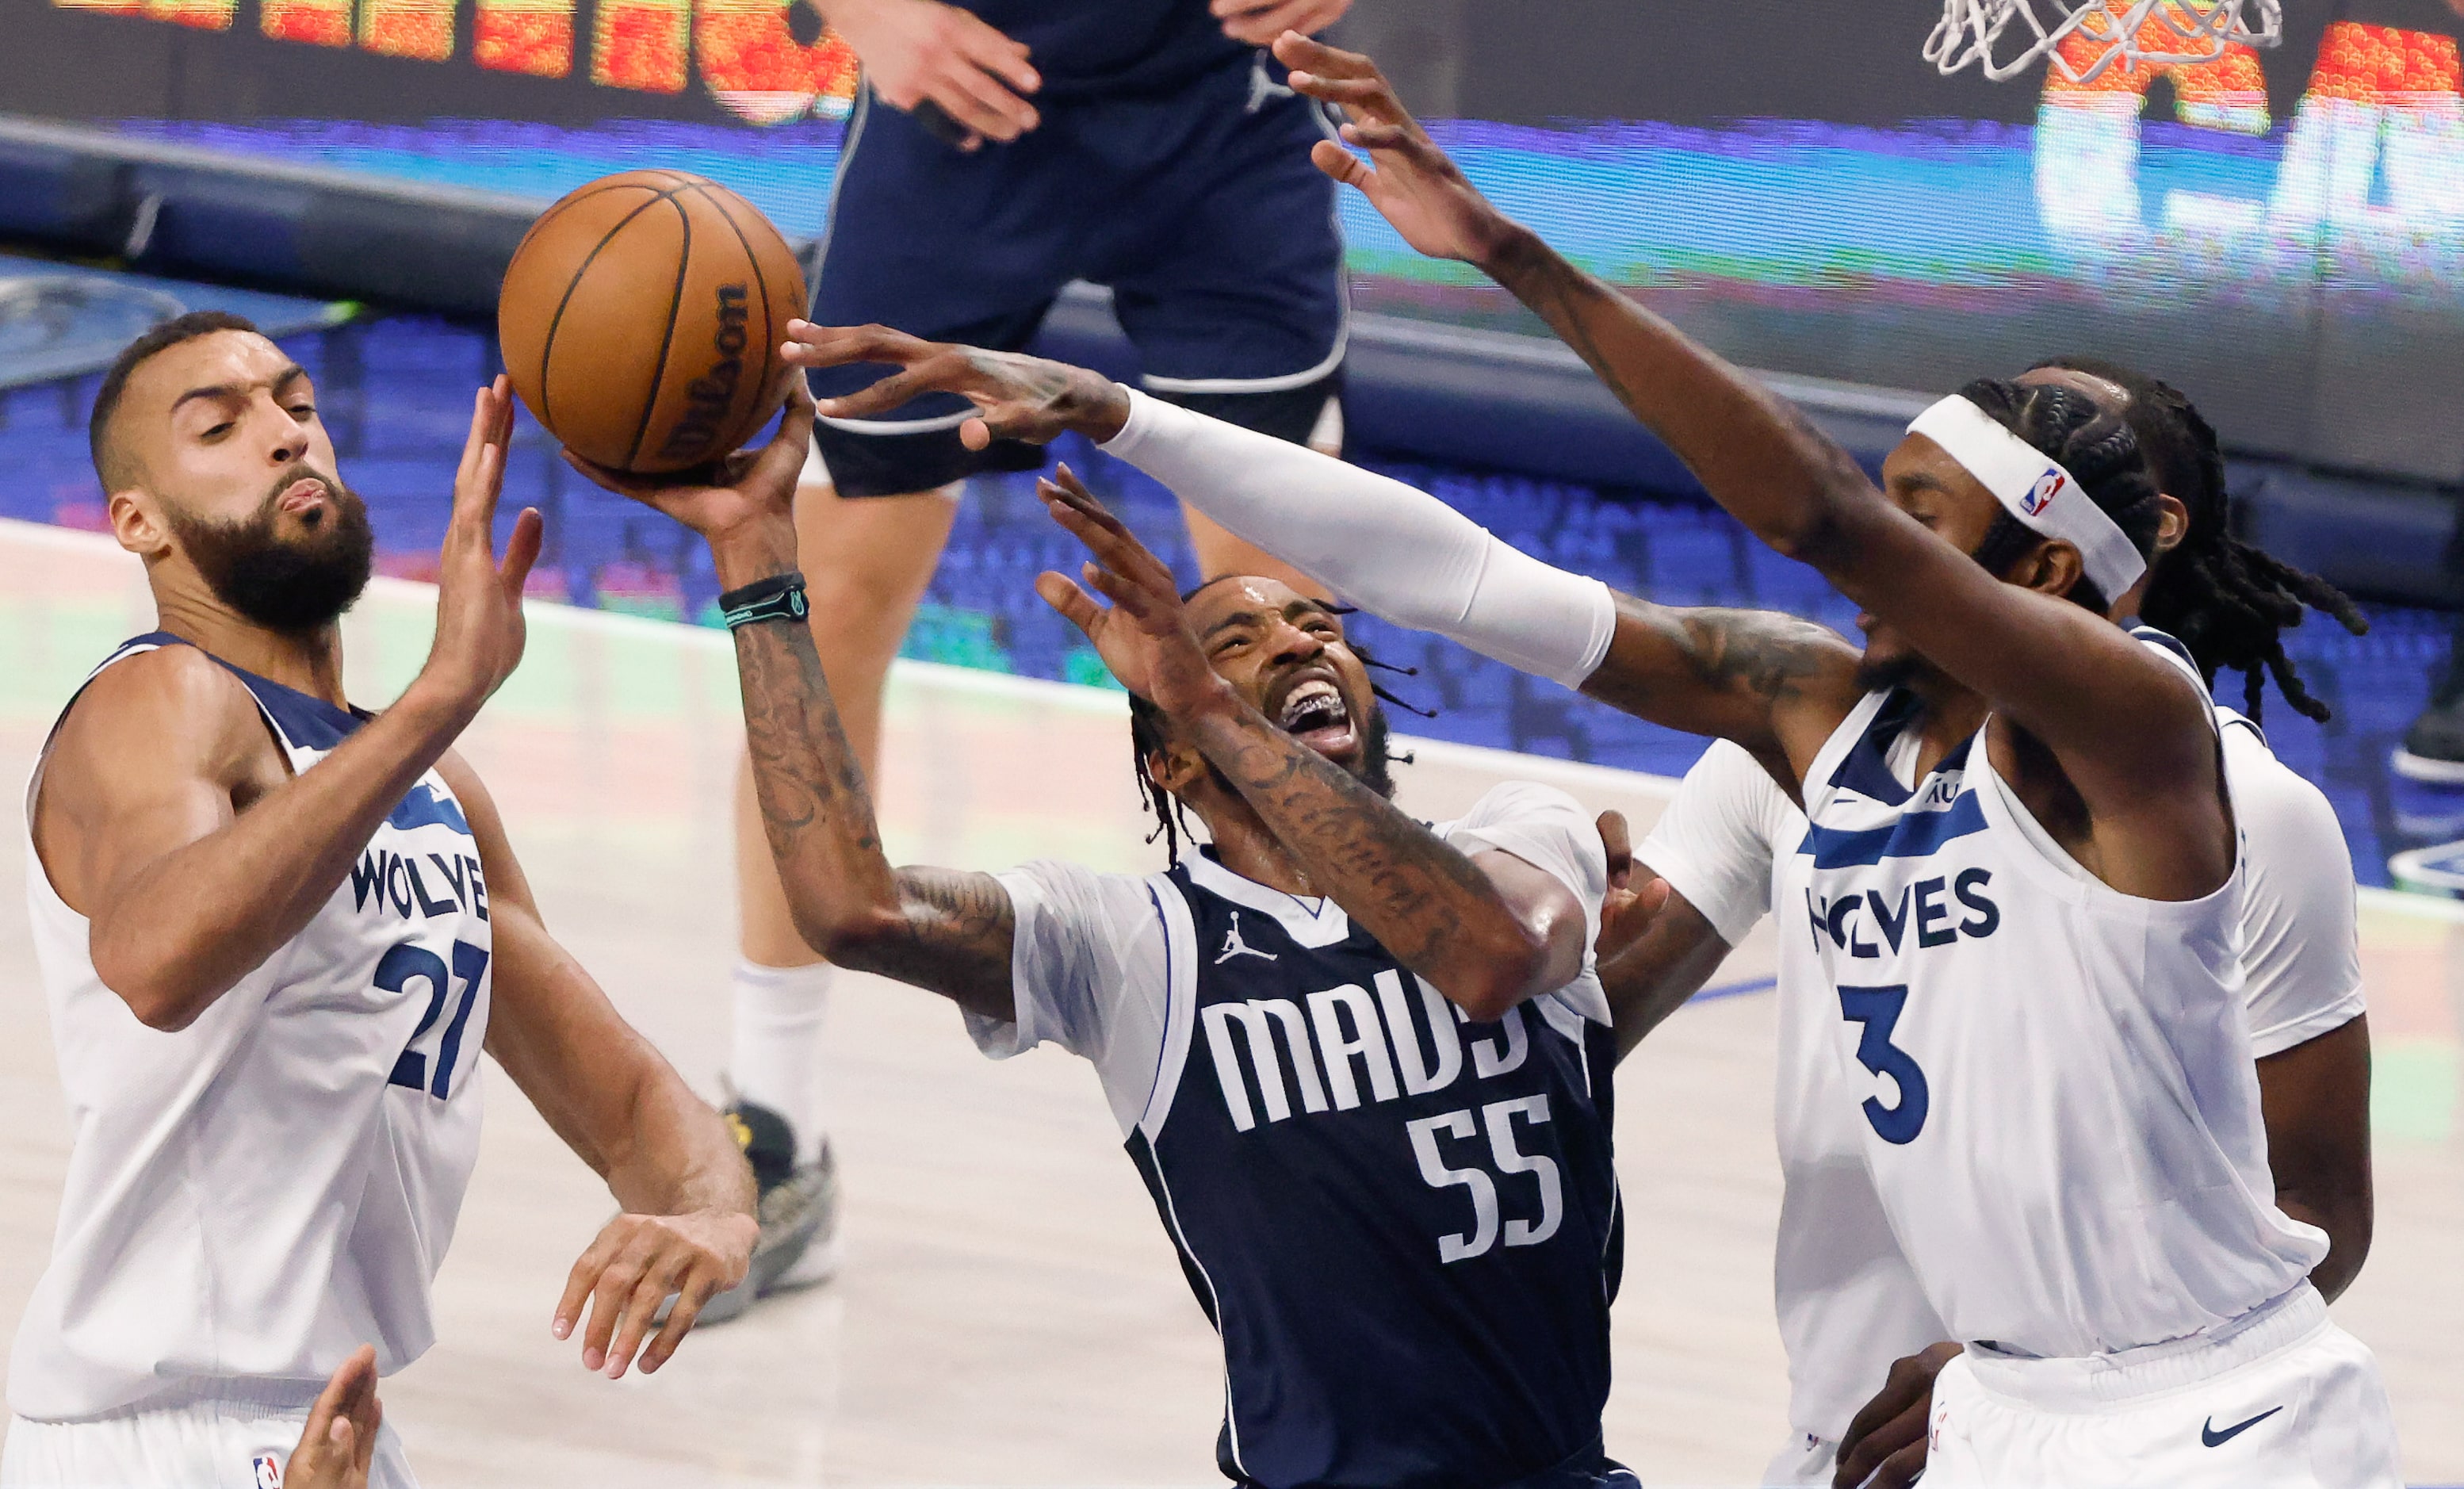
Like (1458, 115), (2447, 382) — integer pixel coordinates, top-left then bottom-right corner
(497, 170), (806, 474)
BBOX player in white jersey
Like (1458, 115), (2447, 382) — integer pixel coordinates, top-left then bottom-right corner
(4, 312), (757, 1488)
(1599, 359), (2376, 1487)
(779, 33), (2402, 1482)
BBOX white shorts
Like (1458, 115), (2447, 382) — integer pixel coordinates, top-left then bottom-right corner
(2, 1396), (415, 1489)
(1924, 1286), (2400, 1489)
(1760, 1430), (1838, 1486)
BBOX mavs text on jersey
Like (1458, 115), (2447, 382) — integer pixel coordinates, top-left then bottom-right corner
(972, 782), (1635, 1489)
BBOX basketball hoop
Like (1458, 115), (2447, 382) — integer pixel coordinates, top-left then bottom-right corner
(1926, 1), (2282, 85)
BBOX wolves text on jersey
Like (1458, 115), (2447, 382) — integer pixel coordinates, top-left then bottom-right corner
(1804, 869), (1999, 966)
(350, 844), (488, 926)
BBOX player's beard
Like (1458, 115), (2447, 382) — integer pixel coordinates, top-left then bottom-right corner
(169, 469), (375, 635)
(1354, 704), (1398, 800)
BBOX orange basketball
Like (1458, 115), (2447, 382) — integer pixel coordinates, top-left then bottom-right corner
(498, 170), (806, 474)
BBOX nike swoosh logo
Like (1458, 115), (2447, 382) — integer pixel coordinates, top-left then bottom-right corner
(2202, 1406), (2284, 1447)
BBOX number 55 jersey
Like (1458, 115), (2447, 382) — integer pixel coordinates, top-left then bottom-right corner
(972, 781), (1624, 1489)
(13, 635), (492, 1422)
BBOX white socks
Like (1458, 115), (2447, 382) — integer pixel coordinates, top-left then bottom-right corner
(729, 960), (832, 1165)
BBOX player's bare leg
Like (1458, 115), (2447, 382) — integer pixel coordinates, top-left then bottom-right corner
(711, 477), (960, 1318)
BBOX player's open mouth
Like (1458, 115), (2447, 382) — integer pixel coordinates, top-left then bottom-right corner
(276, 477), (329, 518)
(1275, 675), (1356, 756)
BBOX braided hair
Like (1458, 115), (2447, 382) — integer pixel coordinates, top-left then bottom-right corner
(1956, 375), (2167, 620)
(2031, 356), (2369, 723)
(1125, 592), (1422, 867)
(1129, 690), (1205, 867)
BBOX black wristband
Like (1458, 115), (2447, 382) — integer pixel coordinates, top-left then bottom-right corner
(717, 571), (809, 630)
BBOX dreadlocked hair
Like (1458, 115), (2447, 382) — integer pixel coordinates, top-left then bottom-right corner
(2031, 356), (2368, 724)
(1130, 691), (1203, 867)
(1124, 604), (1429, 867)
(1956, 376), (2165, 620)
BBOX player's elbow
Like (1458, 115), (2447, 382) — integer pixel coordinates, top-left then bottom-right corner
(2292, 1181), (2374, 1303)
(801, 903), (911, 970)
(1432, 924), (1553, 1024)
(98, 959), (210, 1033)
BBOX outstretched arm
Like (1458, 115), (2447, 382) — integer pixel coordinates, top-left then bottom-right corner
(439, 755), (756, 1381)
(1280, 33), (2229, 889)
(562, 385), (1018, 1023)
(780, 323), (1865, 779)
(1031, 467), (1584, 1020)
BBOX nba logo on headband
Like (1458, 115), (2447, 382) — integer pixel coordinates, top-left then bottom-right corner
(2022, 469), (2064, 516)
(1907, 395), (2146, 600)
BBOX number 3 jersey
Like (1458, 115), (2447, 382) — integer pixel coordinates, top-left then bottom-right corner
(1794, 630), (2325, 1362)
(971, 782), (1622, 1489)
(13, 636), (492, 1421)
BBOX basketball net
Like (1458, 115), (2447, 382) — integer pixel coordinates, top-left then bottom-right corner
(1926, 0), (2282, 84)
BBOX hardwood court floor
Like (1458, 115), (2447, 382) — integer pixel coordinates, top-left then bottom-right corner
(1, 520), (2457, 1485)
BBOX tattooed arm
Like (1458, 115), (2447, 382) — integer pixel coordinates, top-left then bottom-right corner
(1275, 33), (1873, 573)
(1180, 686), (1584, 1020)
(780, 327), (1863, 779)
(726, 586), (1017, 1021)
(1034, 469), (1582, 1020)
(1280, 34), (2234, 891)
(561, 384), (1017, 1024)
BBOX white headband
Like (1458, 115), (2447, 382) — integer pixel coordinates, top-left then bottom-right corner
(1906, 394), (2147, 603)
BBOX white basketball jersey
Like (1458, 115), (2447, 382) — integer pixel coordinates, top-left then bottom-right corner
(1643, 743), (1949, 1441)
(1794, 631), (2324, 1359)
(13, 635), (492, 1421)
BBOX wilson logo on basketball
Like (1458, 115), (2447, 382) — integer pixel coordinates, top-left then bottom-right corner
(2022, 469), (2065, 515)
(658, 284), (752, 463)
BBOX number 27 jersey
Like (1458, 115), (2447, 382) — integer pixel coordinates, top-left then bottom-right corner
(970, 782), (1622, 1489)
(14, 635), (492, 1421)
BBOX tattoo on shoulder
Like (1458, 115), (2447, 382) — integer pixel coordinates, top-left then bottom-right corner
(1678, 609), (1842, 699)
(1619, 603), (1845, 702)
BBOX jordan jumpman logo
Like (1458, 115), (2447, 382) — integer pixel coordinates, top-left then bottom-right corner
(1216, 912), (1279, 964)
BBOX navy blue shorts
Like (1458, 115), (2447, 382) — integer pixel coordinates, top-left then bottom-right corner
(806, 50), (1347, 496)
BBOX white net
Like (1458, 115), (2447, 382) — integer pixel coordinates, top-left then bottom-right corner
(1925, 0), (2282, 85)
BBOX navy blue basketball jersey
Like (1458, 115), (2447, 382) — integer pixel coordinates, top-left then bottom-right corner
(962, 0), (1247, 97)
(974, 783), (1624, 1489)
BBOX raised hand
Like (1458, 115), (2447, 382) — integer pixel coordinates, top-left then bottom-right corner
(416, 377), (542, 717)
(562, 371), (811, 540)
(1272, 32), (1517, 266)
(828, 0), (1041, 147)
(1213, 0), (1349, 47)
(781, 322), (1130, 451)
(283, 1345), (382, 1489)
(553, 1208), (759, 1380)
(1031, 465), (1230, 721)
(562, 372), (814, 584)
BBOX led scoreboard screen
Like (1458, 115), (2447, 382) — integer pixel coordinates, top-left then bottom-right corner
(5, 0), (2462, 483)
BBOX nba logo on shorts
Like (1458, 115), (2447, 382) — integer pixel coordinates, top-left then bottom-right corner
(2022, 469), (2064, 515)
(251, 1453), (284, 1488)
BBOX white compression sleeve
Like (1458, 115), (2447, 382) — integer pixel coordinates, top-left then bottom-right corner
(1098, 388), (1618, 690)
